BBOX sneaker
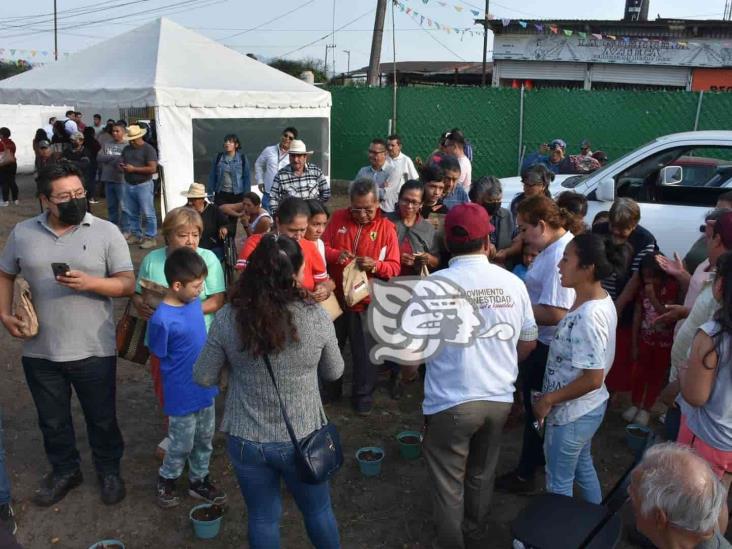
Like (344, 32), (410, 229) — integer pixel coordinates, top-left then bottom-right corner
(12, 200), (19, 206)
(157, 476), (180, 509)
(33, 470), (83, 507)
(635, 409), (651, 426)
(139, 237), (157, 249)
(0, 202), (8, 207)
(622, 405), (639, 423)
(494, 470), (540, 495)
(0, 503), (17, 536)
(189, 476), (227, 505)
(126, 234), (141, 244)
(99, 473), (126, 505)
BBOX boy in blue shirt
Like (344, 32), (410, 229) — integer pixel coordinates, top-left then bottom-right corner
(147, 247), (226, 508)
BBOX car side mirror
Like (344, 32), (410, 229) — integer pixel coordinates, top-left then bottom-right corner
(660, 165), (683, 186)
(596, 177), (615, 202)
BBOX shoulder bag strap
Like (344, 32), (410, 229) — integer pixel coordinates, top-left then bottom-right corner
(263, 354), (301, 450)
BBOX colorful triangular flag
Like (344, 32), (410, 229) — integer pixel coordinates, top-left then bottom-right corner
(471, 9), (480, 16)
(501, 18), (511, 27)
(592, 33), (603, 39)
(519, 21), (527, 28)
(550, 25), (558, 34)
(534, 23), (543, 31)
(455, 5), (463, 12)
(578, 31), (586, 38)
(563, 29), (573, 36)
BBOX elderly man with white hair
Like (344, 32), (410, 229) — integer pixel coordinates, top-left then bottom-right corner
(629, 442), (730, 549)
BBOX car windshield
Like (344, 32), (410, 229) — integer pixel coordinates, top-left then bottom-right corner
(560, 137), (662, 189)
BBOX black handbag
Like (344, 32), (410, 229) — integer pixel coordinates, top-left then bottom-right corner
(263, 355), (343, 484)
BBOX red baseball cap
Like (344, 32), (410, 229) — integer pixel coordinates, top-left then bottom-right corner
(444, 203), (495, 245)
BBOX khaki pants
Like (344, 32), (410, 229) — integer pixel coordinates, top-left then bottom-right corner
(423, 400), (512, 549)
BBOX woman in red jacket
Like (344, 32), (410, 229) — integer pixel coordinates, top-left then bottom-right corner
(322, 178), (401, 415)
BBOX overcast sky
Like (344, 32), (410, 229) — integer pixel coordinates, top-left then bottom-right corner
(0, 0), (727, 73)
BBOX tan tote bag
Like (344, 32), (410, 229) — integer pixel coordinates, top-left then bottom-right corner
(12, 277), (38, 338)
(342, 261), (370, 308)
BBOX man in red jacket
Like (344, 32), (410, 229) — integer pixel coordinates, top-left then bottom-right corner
(322, 178), (401, 415)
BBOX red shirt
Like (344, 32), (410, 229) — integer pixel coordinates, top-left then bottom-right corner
(236, 234), (328, 292)
(0, 138), (16, 155)
(321, 208), (401, 311)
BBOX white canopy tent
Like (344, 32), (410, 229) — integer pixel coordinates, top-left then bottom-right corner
(0, 17), (331, 211)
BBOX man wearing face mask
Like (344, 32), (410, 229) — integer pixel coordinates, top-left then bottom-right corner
(469, 176), (514, 253)
(0, 161), (135, 508)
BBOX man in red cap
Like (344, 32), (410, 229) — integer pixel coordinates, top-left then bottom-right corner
(418, 203), (538, 548)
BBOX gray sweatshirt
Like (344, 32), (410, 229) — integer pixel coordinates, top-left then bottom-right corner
(193, 302), (344, 443)
(97, 141), (127, 183)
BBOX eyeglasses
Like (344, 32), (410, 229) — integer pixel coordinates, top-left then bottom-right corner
(368, 149), (386, 155)
(399, 199), (422, 207)
(349, 207), (376, 215)
(50, 189), (86, 202)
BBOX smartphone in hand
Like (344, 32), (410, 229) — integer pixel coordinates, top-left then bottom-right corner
(51, 262), (71, 278)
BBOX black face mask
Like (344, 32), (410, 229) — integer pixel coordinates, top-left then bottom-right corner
(56, 197), (87, 226)
(483, 202), (501, 216)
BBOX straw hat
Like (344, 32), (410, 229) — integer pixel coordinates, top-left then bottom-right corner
(288, 139), (313, 154)
(125, 124), (147, 141)
(180, 182), (209, 199)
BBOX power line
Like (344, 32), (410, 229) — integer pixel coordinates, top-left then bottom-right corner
(0, 0), (222, 40)
(279, 6), (375, 58)
(398, 6), (467, 61)
(217, 0), (319, 41)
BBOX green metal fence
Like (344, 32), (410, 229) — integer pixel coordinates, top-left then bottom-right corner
(329, 86), (732, 181)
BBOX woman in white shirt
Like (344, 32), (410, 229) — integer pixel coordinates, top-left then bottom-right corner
(532, 233), (624, 503)
(496, 195), (584, 493)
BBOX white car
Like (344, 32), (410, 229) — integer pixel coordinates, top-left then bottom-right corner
(500, 131), (732, 256)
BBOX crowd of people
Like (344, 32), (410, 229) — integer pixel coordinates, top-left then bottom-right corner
(0, 121), (731, 549)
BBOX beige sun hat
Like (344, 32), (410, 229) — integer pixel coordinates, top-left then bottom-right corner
(125, 124), (147, 141)
(288, 139), (313, 154)
(180, 182), (209, 199)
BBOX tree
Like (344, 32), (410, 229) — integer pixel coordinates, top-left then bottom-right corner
(268, 57), (327, 83)
(0, 60), (31, 80)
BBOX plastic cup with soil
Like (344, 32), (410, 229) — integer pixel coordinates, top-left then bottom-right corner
(355, 446), (385, 477)
(396, 431), (422, 460)
(189, 503), (225, 540)
(88, 541), (125, 549)
(625, 423), (652, 453)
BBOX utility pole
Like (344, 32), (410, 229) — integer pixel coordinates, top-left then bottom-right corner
(481, 0), (490, 86)
(324, 44), (336, 79)
(343, 50), (351, 74)
(53, 0), (58, 61)
(367, 0), (388, 87)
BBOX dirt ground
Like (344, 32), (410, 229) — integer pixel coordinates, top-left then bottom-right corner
(0, 174), (647, 548)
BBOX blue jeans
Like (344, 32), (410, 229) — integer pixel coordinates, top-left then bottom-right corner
(104, 181), (128, 233)
(124, 180), (156, 238)
(544, 401), (607, 504)
(0, 409), (10, 505)
(262, 192), (271, 212)
(160, 404), (215, 481)
(227, 435), (340, 549)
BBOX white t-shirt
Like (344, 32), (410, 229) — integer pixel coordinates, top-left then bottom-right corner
(543, 294), (617, 425)
(457, 154), (472, 192)
(524, 231), (576, 345)
(420, 254), (538, 415)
